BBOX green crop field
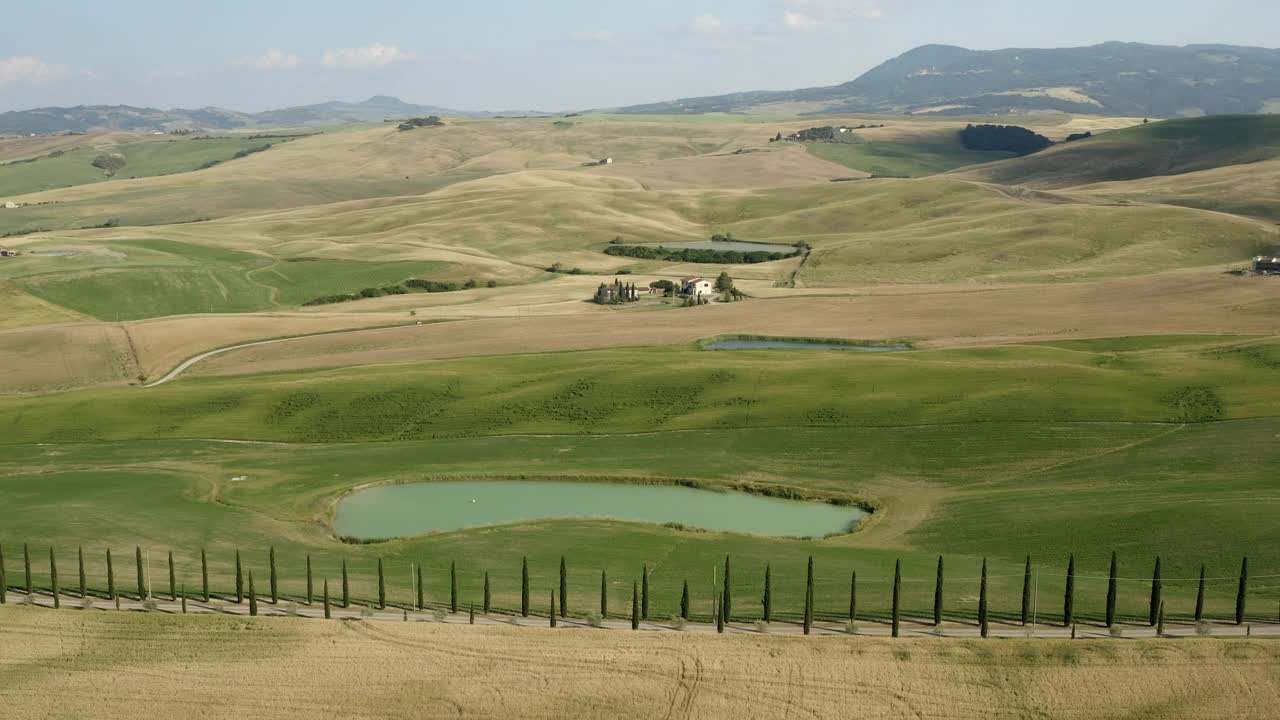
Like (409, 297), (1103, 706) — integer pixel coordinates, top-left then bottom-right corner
(806, 139), (1014, 177)
(1, 336), (1277, 625)
(1, 238), (448, 319)
(0, 136), (293, 197)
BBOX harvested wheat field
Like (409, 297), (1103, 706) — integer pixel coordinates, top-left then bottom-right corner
(1, 608), (1276, 719)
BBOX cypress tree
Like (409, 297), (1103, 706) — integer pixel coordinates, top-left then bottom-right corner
(0, 544), (6, 604)
(722, 555), (731, 622)
(106, 549), (116, 601)
(135, 546), (145, 600)
(1105, 551), (1118, 628)
(641, 563), (649, 620)
(804, 556), (815, 634)
(1148, 557), (1162, 626)
(559, 556), (567, 618)
(201, 549), (209, 602)
(1020, 555), (1032, 626)
(49, 547), (60, 609)
(235, 550), (244, 603)
(269, 546), (278, 604)
(483, 571), (491, 614)
(168, 551), (176, 602)
(521, 557), (530, 617)
(1063, 554), (1075, 627)
(849, 570), (857, 623)
(341, 559), (349, 608)
(1157, 601), (1165, 637)
(600, 570), (608, 618)
(181, 584), (187, 614)
(762, 565), (772, 623)
(469, 603), (475, 625)
(416, 562), (424, 611)
(78, 546), (86, 599)
(891, 560), (901, 638)
(306, 555), (313, 605)
(24, 543), (32, 596)
(248, 571), (257, 616)
(1194, 565), (1206, 621)
(979, 558), (989, 639)
(933, 556), (944, 626)
(450, 561), (458, 613)
(631, 581), (639, 630)
(680, 579), (689, 621)
(716, 594), (724, 634)
(1236, 557), (1248, 625)
(323, 578), (331, 619)
(377, 558), (386, 610)
(550, 590), (557, 627)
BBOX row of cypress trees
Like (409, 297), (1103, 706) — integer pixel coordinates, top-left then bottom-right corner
(0, 545), (1263, 629)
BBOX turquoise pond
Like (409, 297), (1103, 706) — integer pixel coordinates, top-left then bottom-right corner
(334, 481), (868, 540)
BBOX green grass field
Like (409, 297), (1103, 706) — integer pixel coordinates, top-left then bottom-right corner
(0, 137), (291, 197)
(1, 337), (1276, 624)
(806, 139), (1013, 177)
(1, 238), (447, 319)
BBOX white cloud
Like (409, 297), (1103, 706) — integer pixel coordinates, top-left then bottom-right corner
(782, 11), (819, 30)
(0, 56), (69, 85)
(322, 43), (413, 68)
(255, 48), (303, 70)
(147, 65), (196, 81)
(572, 30), (618, 43)
(691, 14), (723, 33)
(782, 0), (888, 28)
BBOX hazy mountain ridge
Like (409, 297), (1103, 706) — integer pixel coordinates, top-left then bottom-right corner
(0, 96), (553, 135)
(616, 42), (1280, 117)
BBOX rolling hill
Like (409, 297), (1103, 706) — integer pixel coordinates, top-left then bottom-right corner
(616, 42), (1280, 118)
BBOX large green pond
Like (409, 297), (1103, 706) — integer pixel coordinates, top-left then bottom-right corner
(334, 481), (867, 540)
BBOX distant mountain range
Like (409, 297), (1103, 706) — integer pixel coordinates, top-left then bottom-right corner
(615, 42), (1280, 118)
(0, 96), (553, 135)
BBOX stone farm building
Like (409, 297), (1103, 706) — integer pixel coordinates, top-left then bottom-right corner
(682, 277), (714, 297)
(1254, 256), (1280, 273)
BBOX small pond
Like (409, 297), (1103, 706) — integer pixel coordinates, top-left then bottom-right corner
(334, 480), (867, 540)
(705, 338), (910, 352)
(648, 240), (799, 254)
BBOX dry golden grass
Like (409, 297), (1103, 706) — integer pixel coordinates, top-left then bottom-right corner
(0, 281), (85, 330)
(0, 322), (137, 394)
(580, 143), (864, 190)
(187, 269), (1280, 380)
(1, 607), (1276, 720)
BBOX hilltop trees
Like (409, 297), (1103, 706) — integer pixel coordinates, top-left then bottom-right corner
(959, 124), (1052, 156)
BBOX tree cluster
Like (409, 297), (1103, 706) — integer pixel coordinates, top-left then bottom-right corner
(398, 116), (444, 131)
(959, 124), (1053, 156)
(595, 278), (640, 305)
(604, 244), (797, 265)
(304, 277), (487, 306)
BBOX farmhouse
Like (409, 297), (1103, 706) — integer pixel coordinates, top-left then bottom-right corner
(0, 248), (20, 257)
(681, 276), (713, 297)
(1254, 256), (1280, 273)
(3, 201), (18, 209)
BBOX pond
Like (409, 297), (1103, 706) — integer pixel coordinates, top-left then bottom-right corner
(334, 480), (867, 540)
(704, 338), (910, 352)
(649, 240), (799, 254)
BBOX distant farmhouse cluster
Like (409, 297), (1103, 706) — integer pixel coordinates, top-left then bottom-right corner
(593, 273), (738, 307)
(770, 124), (885, 143)
(1253, 255), (1280, 274)
(0, 247), (21, 257)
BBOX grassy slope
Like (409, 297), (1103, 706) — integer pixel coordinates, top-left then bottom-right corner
(953, 114), (1280, 189)
(1070, 158), (1280, 223)
(0, 238), (447, 320)
(4, 611), (1275, 720)
(1, 338), (1278, 622)
(0, 137), (289, 197)
(804, 127), (1016, 177)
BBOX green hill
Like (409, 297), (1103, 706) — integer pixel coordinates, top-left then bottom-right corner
(954, 115), (1280, 189)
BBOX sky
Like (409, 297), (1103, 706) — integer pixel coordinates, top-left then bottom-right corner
(2, 0), (1277, 113)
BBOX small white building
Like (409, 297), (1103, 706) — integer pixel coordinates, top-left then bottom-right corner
(681, 276), (713, 297)
(2, 201), (18, 209)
